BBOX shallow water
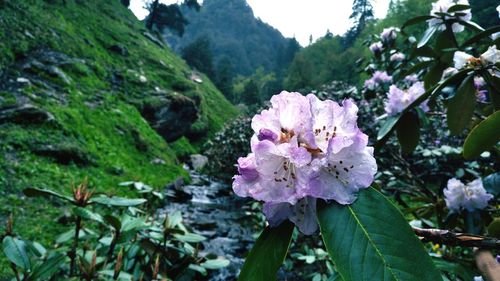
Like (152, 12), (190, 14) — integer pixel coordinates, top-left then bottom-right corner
(159, 167), (257, 280)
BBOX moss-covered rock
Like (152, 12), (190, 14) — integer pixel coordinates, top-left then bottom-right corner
(140, 92), (199, 142)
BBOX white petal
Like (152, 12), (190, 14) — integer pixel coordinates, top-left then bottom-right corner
(453, 51), (473, 69)
(481, 45), (499, 65)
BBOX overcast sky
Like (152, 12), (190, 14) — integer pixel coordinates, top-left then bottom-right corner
(130, 0), (391, 46)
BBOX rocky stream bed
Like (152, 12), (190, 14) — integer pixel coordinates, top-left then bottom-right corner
(159, 166), (257, 280)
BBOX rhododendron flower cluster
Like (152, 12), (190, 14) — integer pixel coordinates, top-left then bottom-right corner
(364, 71), (392, 91)
(369, 42), (383, 55)
(380, 27), (398, 44)
(444, 178), (493, 213)
(428, 0), (471, 33)
(442, 67), (459, 80)
(404, 74), (419, 84)
(474, 77), (488, 103)
(384, 82), (429, 116)
(232, 91), (377, 234)
(390, 52), (405, 62)
(453, 46), (499, 70)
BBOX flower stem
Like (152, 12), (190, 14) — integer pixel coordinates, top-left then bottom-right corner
(413, 226), (500, 249)
(107, 230), (120, 261)
(10, 263), (20, 281)
(69, 215), (82, 276)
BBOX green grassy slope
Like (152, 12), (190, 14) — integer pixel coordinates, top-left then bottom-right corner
(0, 0), (237, 276)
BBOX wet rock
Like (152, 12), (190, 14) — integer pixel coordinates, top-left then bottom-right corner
(0, 104), (54, 125)
(192, 220), (217, 231)
(16, 77), (31, 86)
(189, 173), (210, 186)
(159, 167), (257, 280)
(189, 72), (203, 83)
(165, 177), (184, 190)
(142, 32), (165, 48)
(108, 44), (129, 56)
(140, 94), (199, 142)
(165, 177), (192, 202)
(7, 50), (87, 94)
(47, 66), (71, 85)
(24, 30), (35, 39)
(190, 154), (208, 170)
(151, 158), (166, 165)
(30, 143), (96, 166)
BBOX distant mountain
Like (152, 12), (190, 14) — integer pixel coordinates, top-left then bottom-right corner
(164, 0), (299, 77)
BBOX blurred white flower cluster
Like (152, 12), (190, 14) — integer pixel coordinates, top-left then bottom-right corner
(444, 178), (493, 212)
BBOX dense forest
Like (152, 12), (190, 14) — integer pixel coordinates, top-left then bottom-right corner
(164, 0), (299, 77)
(165, 0), (499, 107)
(163, 0), (300, 103)
(285, 0), (500, 91)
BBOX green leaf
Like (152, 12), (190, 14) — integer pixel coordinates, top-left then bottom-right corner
(201, 258), (230, 269)
(403, 60), (434, 77)
(433, 258), (475, 281)
(397, 111), (421, 154)
(73, 207), (103, 224)
(424, 63), (445, 89)
(412, 46), (438, 58)
(446, 75), (476, 135)
(420, 69), (471, 106)
(435, 30), (457, 63)
(446, 4), (470, 13)
(462, 25), (500, 47)
(402, 16), (435, 30)
(457, 20), (484, 32)
(483, 173), (500, 198)
(189, 264), (208, 276)
(23, 188), (74, 203)
(483, 72), (500, 110)
(238, 221), (294, 281)
(27, 253), (65, 281)
(173, 233), (206, 243)
(487, 218), (500, 238)
(317, 188), (442, 281)
(166, 211), (183, 228)
(91, 196), (147, 207)
(99, 270), (132, 281)
(120, 216), (147, 232)
(25, 241), (46, 258)
(418, 26), (438, 48)
(2, 236), (31, 269)
(55, 229), (85, 244)
(463, 111), (500, 159)
(377, 115), (400, 141)
(103, 215), (122, 230)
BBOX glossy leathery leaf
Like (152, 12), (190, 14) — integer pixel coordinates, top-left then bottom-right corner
(317, 188), (442, 281)
(238, 221), (294, 281)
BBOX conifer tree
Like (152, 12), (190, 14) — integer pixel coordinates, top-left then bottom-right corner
(181, 36), (215, 77)
(344, 0), (374, 46)
(145, 0), (200, 36)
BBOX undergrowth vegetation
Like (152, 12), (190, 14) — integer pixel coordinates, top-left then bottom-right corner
(0, 0), (237, 276)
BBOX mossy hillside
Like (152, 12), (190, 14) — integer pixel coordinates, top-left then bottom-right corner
(0, 0), (237, 131)
(0, 0), (237, 276)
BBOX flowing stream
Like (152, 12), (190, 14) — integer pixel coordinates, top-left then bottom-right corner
(159, 166), (257, 280)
